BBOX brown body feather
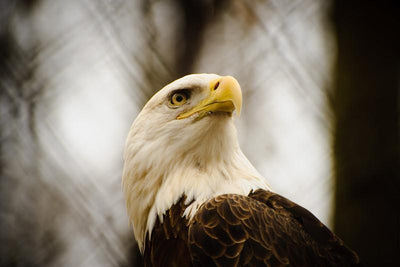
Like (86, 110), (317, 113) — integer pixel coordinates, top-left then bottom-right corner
(144, 189), (360, 267)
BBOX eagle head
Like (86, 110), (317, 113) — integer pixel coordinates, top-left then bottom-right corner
(122, 74), (269, 251)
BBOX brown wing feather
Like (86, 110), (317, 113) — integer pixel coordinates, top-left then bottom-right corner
(188, 190), (360, 267)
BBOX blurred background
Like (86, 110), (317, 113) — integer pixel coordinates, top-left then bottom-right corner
(0, 0), (398, 266)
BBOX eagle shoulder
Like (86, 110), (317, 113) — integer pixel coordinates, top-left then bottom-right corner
(188, 189), (360, 267)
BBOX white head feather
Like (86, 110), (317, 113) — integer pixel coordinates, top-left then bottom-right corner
(122, 73), (270, 251)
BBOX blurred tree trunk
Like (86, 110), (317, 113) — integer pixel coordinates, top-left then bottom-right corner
(332, 1), (399, 266)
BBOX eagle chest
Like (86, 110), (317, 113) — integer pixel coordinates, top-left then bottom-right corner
(144, 197), (193, 267)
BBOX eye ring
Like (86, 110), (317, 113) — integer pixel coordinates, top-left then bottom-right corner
(170, 92), (188, 106)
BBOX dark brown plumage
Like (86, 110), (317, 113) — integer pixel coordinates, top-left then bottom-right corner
(144, 196), (192, 267)
(143, 189), (360, 267)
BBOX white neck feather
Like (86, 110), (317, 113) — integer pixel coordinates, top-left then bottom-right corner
(122, 116), (270, 251)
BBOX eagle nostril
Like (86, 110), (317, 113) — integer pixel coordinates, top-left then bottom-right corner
(213, 81), (220, 91)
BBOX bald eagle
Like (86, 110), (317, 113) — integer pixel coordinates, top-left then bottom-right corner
(122, 74), (360, 266)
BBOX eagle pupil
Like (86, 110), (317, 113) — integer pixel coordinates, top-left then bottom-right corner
(176, 95), (183, 102)
(214, 81), (220, 90)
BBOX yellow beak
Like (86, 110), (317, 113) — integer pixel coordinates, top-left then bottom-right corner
(177, 76), (242, 120)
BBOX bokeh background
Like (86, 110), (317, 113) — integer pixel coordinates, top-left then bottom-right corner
(0, 0), (398, 266)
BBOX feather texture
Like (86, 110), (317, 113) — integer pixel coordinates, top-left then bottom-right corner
(143, 190), (360, 267)
(189, 189), (360, 267)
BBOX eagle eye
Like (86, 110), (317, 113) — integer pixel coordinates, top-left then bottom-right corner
(170, 90), (189, 106)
